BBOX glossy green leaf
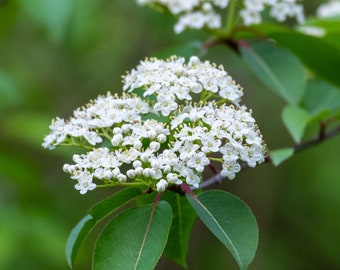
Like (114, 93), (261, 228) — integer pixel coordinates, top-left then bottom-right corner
(282, 105), (313, 143)
(266, 30), (340, 88)
(162, 192), (197, 268)
(186, 190), (258, 270)
(136, 190), (197, 268)
(269, 148), (295, 166)
(93, 201), (172, 270)
(66, 187), (142, 269)
(240, 41), (306, 105)
(302, 79), (340, 115)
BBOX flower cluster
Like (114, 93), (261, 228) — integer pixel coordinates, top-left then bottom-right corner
(123, 55), (243, 112)
(240, 0), (304, 26)
(136, 0), (304, 33)
(136, 0), (228, 33)
(43, 56), (266, 194)
(316, 0), (340, 19)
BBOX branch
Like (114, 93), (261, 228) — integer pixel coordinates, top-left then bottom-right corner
(294, 125), (340, 153)
(195, 125), (340, 190)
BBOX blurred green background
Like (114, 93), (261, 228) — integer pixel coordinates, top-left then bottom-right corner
(1, 0), (339, 269)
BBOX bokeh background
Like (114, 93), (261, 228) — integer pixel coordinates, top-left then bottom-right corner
(1, 0), (340, 269)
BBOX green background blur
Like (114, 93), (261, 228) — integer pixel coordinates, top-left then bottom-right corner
(1, 1), (339, 269)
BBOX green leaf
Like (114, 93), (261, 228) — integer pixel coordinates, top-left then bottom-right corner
(155, 41), (202, 60)
(66, 187), (143, 269)
(186, 190), (258, 270)
(269, 148), (295, 166)
(135, 190), (197, 268)
(299, 18), (340, 49)
(265, 30), (340, 88)
(162, 192), (196, 268)
(282, 105), (313, 143)
(240, 41), (306, 105)
(93, 201), (172, 270)
(302, 78), (340, 115)
(18, 0), (73, 42)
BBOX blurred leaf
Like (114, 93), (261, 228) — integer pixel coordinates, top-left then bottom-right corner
(93, 201), (172, 270)
(155, 41), (202, 60)
(263, 29), (340, 88)
(163, 192), (197, 268)
(305, 18), (340, 33)
(0, 70), (21, 109)
(282, 105), (313, 143)
(269, 148), (294, 166)
(0, 149), (39, 189)
(3, 112), (51, 146)
(66, 187), (143, 269)
(300, 18), (340, 49)
(186, 190), (258, 270)
(18, 0), (73, 42)
(0, 0), (19, 38)
(302, 78), (340, 115)
(240, 41), (306, 105)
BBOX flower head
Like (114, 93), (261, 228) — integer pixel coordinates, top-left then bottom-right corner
(316, 1), (340, 18)
(136, 0), (305, 33)
(43, 56), (266, 194)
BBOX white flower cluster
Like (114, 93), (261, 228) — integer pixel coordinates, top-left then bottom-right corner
(240, 0), (304, 25)
(123, 55), (243, 113)
(43, 56), (265, 194)
(136, 0), (305, 33)
(42, 93), (151, 150)
(316, 1), (340, 18)
(136, 0), (229, 33)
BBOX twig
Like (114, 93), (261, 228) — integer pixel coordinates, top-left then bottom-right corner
(294, 125), (340, 153)
(194, 125), (340, 190)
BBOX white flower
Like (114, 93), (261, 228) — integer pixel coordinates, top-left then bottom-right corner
(213, 0), (229, 8)
(73, 170), (96, 194)
(187, 152), (210, 172)
(154, 94), (178, 116)
(316, 1), (340, 18)
(156, 179), (168, 192)
(201, 136), (222, 153)
(297, 26), (325, 37)
(221, 161), (241, 180)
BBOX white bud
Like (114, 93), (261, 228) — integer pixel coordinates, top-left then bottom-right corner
(134, 141), (143, 149)
(112, 167), (121, 178)
(157, 134), (167, 143)
(156, 179), (168, 192)
(127, 169), (136, 179)
(111, 133), (123, 146)
(117, 173), (127, 182)
(121, 124), (131, 133)
(133, 160), (142, 168)
(140, 153), (149, 162)
(102, 170), (111, 179)
(143, 168), (151, 177)
(150, 168), (162, 179)
(148, 130), (157, 140)
(151, 159), (160, 169)
(149, 141), (160, 151)
(63, 164), (70, 172)
(135, 167), (143, 175)
(163, 164), (171, 173)
(113, 127), (122, 134)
